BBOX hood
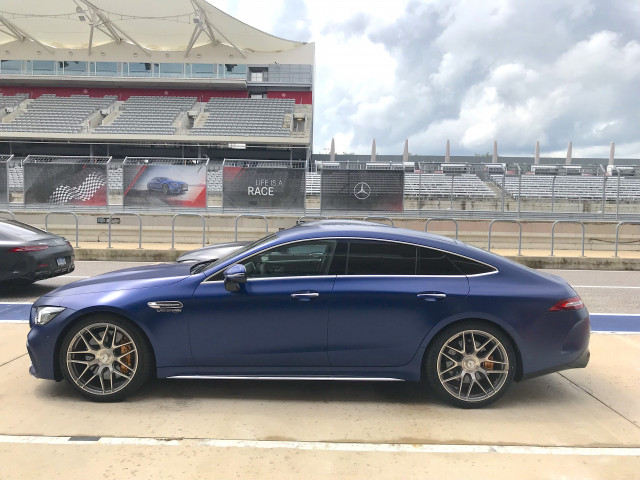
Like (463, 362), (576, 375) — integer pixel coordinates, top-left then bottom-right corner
(42, 262), (195, 297)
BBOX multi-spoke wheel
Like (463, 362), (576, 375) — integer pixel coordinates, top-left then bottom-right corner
(59, 316), (152, 402)
(425, 322), (516, 408)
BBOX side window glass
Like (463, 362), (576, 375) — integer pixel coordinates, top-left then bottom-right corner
(241, 240), (336, 278)
(347, 240), (416, 275)
(418, 247), (461, 275)
(451, 256), (496, 275)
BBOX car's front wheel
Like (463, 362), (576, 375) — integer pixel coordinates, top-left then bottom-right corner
(424, 322), (516, 408)
(59, 316), (152, 402)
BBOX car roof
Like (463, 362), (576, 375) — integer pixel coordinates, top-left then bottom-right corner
(278, 220), (458, 247)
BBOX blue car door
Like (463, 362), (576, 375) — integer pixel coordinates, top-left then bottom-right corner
(189, 240), (337, 367)
(327, 240), (470, 367)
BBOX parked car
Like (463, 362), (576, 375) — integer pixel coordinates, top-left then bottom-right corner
(146, 177), (188, 195)
(27, 220), (589, 407)
(176, 241), (248, 263)
(0, 219), (75, 285)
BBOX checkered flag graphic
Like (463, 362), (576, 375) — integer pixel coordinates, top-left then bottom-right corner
(48, 170), (107, 204)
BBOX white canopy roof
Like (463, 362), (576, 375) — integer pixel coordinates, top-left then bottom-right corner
(0, 0), (305, 57)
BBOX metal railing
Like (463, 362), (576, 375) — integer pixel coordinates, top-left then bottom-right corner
(424, 218), (459, 239)
(363, 216), (394, 226)
(44, 211), (79, 247)
(171, 213), (206, 249)
(0, 210), (15, 220)
(488, 219), (522, 256)
(614, 221), (640, 257)
(108, 212), (142, 249)
(235, 214), (268, 241)
(550, 220), (585, 257)
(297, 215), (327, 224)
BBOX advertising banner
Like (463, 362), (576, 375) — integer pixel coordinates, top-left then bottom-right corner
(122, 162), (207, 209)
(23, 159), (108, 207)
(0, 160), (7, 204)
(321, 170), (404, 212)
(222, 165), (305, 210)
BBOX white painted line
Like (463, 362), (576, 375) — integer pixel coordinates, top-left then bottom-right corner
(0, 320), (29, 324)
(0, 302), (32, 305)
(61, 275), (90, 279)
(591, 313), (640, 317)
(0, 434), (639, 456)
(574, 285), (640, 289)
(592, 331), (640, 335)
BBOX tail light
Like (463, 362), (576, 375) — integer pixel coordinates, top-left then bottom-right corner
(9, 245), (49, 252)
(549, 296), (584, 311)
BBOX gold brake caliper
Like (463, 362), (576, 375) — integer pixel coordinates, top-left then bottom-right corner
(482, 356), (495, 370)
(119, 343), (132, 374)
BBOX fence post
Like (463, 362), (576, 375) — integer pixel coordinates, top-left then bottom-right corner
(0, 210), (15, 220)
(171, 213), (206, 249)
(488, 219), (522, 256)
(615, 221), (640, 257)
(235, 214), (269, 242)
(550, 220), (585, 257)
(44, 211), (79, 248)
(363, 216), (394, 226)
(425, 218), (459, 239)
(108, 212), (142, 249)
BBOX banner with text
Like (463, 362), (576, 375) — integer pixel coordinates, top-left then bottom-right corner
(122, 163), (207, 208)
(23, 162), (108, 207)
(223, 166), (305, 210)
(320, 170), (404, 212)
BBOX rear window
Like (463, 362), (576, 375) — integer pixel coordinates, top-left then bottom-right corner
(0, 220), (47, 237)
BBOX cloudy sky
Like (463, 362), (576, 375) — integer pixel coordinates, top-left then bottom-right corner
(209, 0), (640, 158)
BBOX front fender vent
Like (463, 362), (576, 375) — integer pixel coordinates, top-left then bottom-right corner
(147, 301), (183, 313)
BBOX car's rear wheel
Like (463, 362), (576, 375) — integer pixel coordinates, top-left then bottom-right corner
(59, 316), (152, 402)
(425, 322), (516, 408)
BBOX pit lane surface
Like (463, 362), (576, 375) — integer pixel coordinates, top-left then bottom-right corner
(1, 263), (639, 479)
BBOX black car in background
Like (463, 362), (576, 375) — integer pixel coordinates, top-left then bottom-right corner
(0, 219), (75, 285)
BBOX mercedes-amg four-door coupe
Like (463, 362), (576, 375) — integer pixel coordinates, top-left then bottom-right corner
(27, 221), (589, 408)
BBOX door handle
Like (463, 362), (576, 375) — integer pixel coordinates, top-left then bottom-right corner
(417, 292), (447, 301)
(291, 291), (320, 300)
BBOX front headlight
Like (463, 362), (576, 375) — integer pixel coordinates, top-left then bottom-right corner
(35, 306), (66, 325)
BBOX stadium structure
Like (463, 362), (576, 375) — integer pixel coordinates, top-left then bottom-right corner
(0, 0), (638, 226)
(0, 0), (313, 160)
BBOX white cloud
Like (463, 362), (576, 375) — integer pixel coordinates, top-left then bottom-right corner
(207, 0), (640, 159)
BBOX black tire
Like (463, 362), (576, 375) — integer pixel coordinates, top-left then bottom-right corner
(59, 315), (153, 402)
(162, 184), (169, 195)
(424, 321), (516, 408)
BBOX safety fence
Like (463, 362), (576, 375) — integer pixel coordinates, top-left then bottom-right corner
(3, 156), (640, 221)
(1, 208), (635, 257)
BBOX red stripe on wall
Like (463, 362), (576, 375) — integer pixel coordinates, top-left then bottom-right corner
(267, 91), (312, 104)
(0, 86), (312, 104)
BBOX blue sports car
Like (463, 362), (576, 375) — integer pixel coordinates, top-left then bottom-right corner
(146, 177), (188, 194)
(27, 221), (590, 408)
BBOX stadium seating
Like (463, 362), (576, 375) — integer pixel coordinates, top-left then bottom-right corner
(0, 95), (116, 133)
(406, 173), (497, 198)
(492, 174), (640, 201)
(0, 93), (28, 110)
(190, 98), (294, 137)
(95, 96), (196, 136)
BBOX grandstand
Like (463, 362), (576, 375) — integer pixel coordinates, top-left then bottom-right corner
(0, 94), (116, 134)
(190, 98), (296, 137)
(0, 0), (314, 160)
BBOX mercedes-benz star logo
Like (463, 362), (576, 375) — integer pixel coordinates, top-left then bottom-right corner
(353, 182), (371, 200)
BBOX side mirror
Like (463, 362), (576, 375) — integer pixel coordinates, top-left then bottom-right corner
(224, 264), (247, 292)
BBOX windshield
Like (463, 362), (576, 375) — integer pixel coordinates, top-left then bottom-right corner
(196, 233), (278, 274)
